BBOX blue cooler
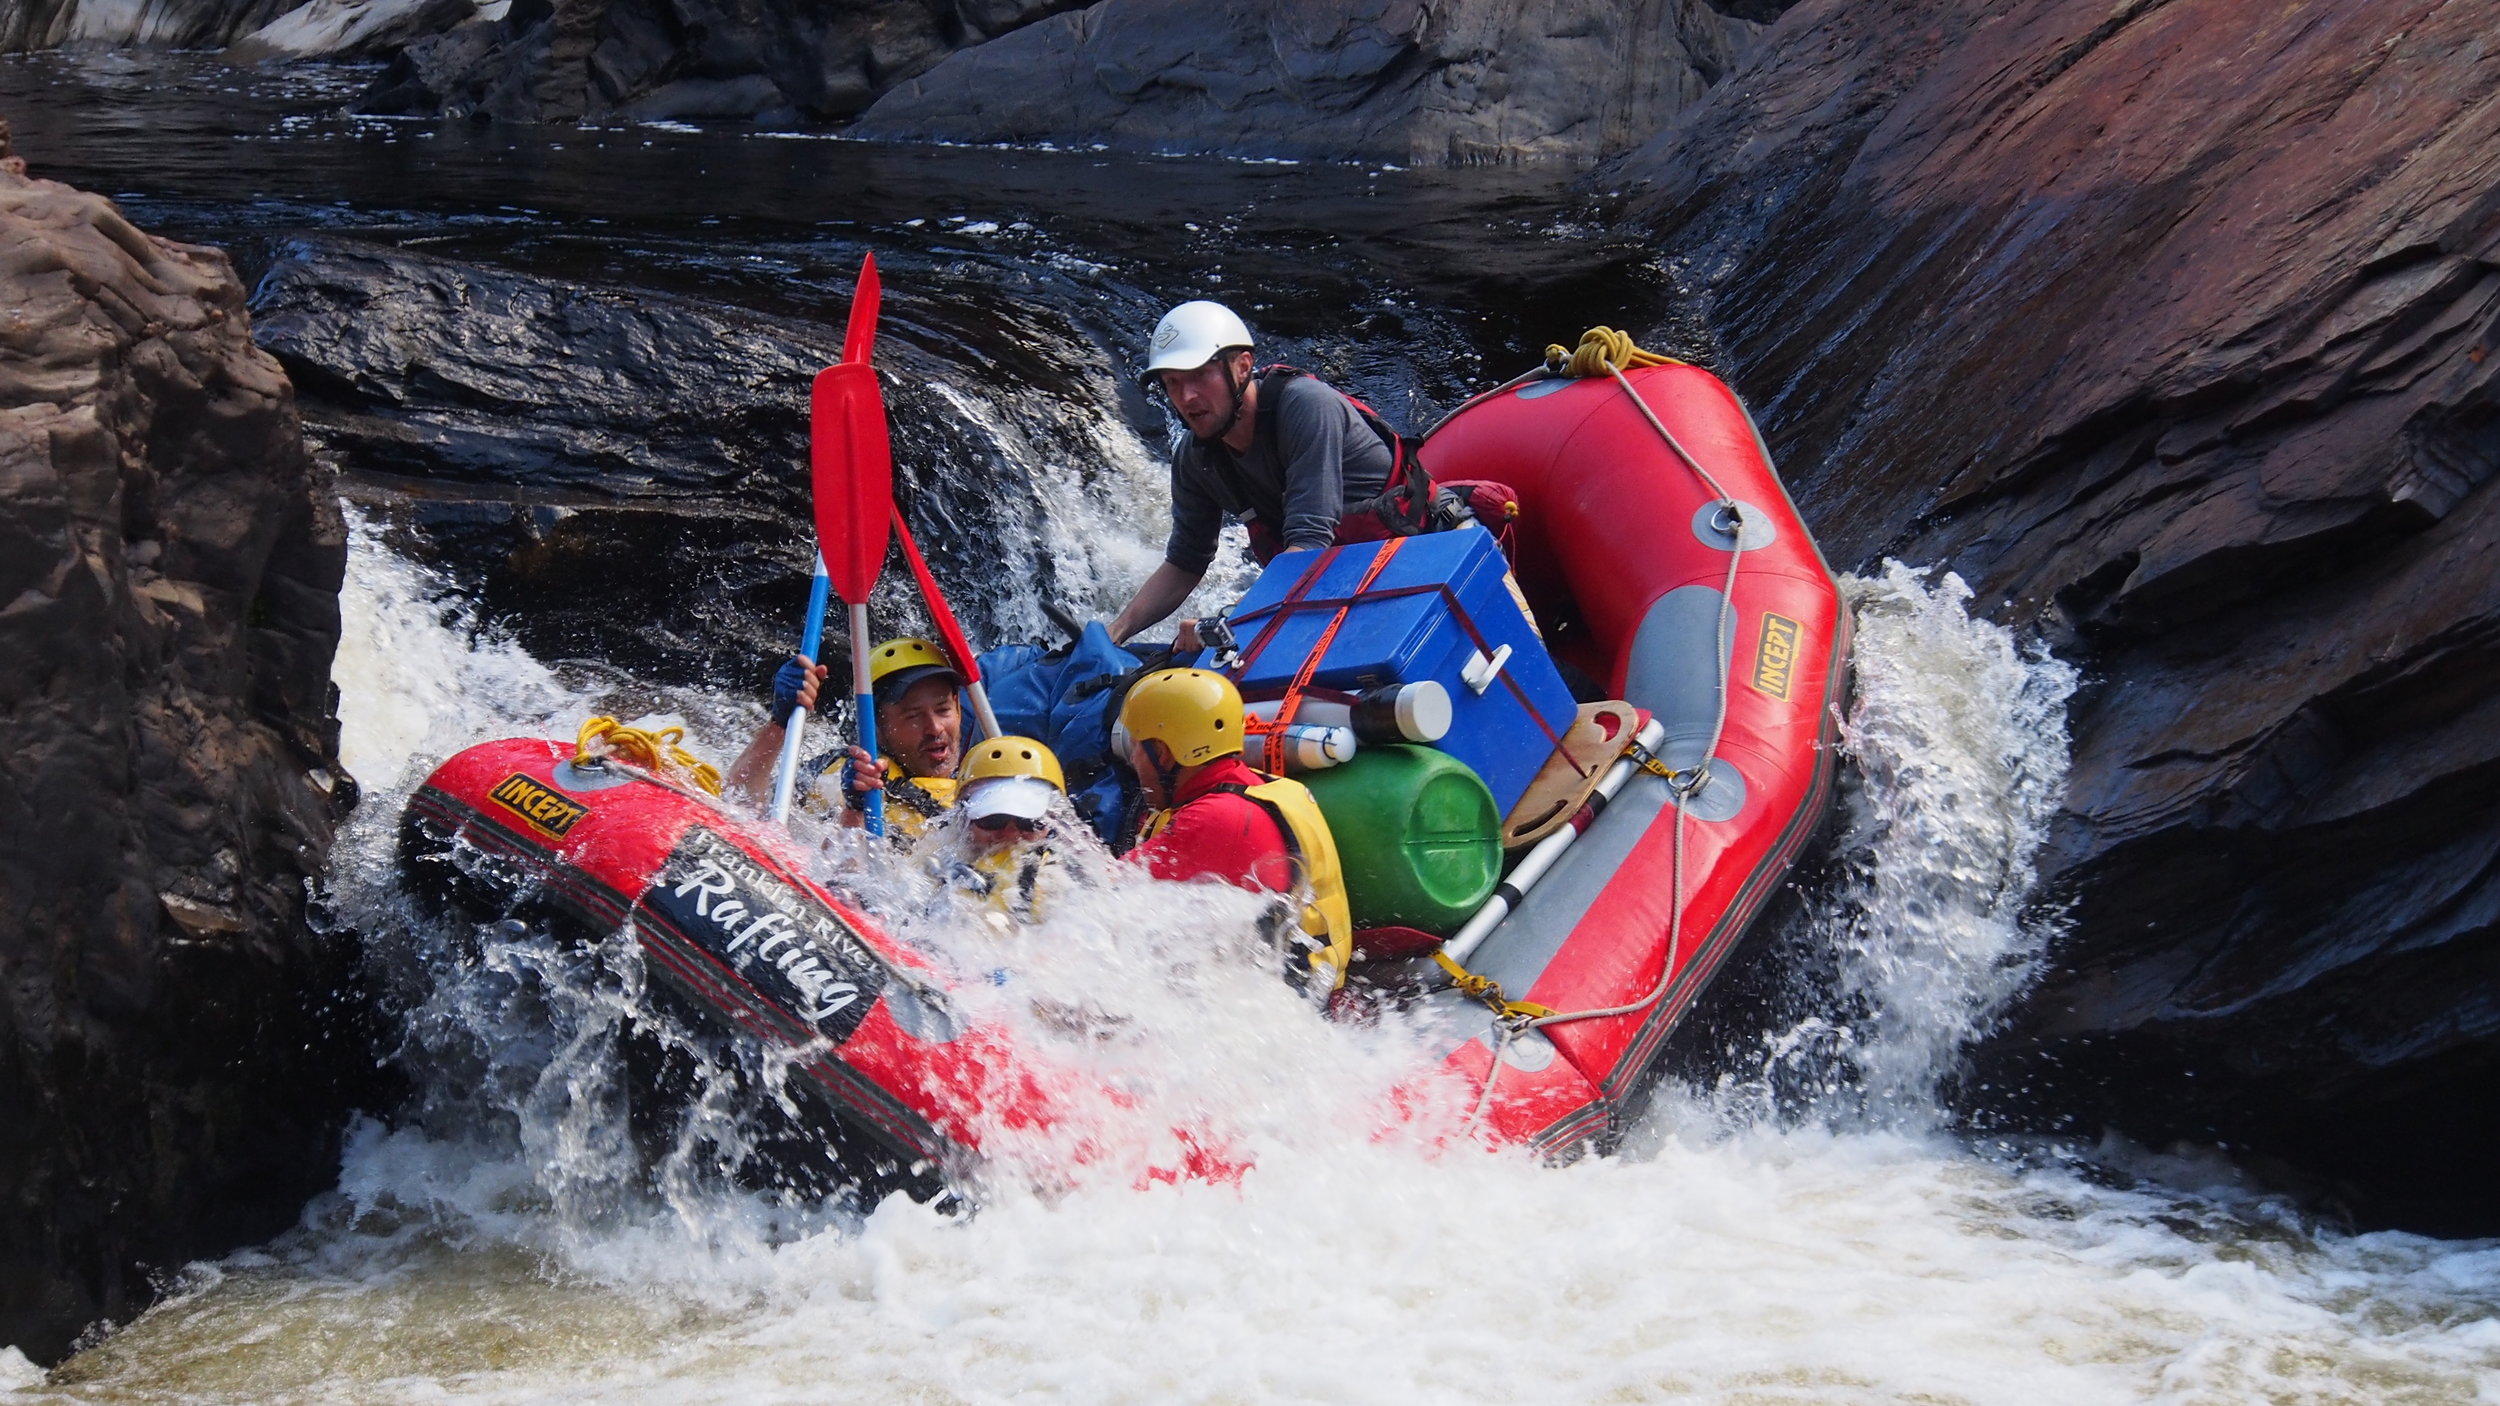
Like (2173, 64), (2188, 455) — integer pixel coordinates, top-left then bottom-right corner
(1207, 527), (1576, 817)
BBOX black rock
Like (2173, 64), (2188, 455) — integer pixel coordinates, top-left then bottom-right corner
(855, 0), (1762, 166)
(0, 125), (365, 1363)
(248, 235), (1161, 686)
(1611, 0), (2500, 1230)
(356, 0), (1092, 124)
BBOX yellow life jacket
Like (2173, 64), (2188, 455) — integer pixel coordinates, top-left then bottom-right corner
(800, 755), (954, 839)
(1142, 771), (1353, 991)
(879, 758), (956, 840)
(956, 843), (1057, 925)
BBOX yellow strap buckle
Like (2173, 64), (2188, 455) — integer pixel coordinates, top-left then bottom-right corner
(1434, 953), (1557, 1024)
(1627, 740), (1679, 782)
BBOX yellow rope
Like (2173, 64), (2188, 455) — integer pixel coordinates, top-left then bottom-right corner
(1542, 326), (1685, 379)
(573, 716), (724, 797)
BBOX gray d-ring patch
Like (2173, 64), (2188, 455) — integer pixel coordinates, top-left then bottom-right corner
(1692, 500), (1777, 552)
(1664, 757), (1746, 823)
(1514, 378), (1575, 400)
(551, 761), (635, 792)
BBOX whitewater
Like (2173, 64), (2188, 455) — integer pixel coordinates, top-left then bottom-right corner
(6, 520), (2495, 1404)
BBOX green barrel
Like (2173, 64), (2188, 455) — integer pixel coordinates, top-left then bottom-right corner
(1300, 744), (1501, 933)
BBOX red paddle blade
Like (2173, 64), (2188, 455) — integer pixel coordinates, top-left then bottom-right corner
(893, 507), (983, 685)
(811, 362), (892, 604)
(841, 252), (880, 366)
(811, 254), (892, 604)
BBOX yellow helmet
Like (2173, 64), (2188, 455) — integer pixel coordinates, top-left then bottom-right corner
(958, 736), (1065, 825)
(1119, 668), (1244, 767)
(958, 736), (1066, 791)
(867, 637), (962, 705)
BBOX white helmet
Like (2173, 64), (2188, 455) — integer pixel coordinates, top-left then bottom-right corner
(1140, 300), (1253, 387)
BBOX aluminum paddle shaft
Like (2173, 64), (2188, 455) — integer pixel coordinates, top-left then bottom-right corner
(1439, 718), (1670, 966)
(768, 556), (832, 821)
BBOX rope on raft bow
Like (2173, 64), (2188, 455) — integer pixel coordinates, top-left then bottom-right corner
(574, 716), (724, 796)
(1543, 326), (1685, 379)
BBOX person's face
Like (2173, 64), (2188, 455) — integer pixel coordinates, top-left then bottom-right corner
(1155, 351), (1251, 440)
(879, 677), (961, 778)
(966, 811), (1044, 856)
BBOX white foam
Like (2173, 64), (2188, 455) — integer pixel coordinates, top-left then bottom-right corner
(49, 1116), (2500, 1402)
(37, 516), (2499, 1401)
(331, 515), (586, 795)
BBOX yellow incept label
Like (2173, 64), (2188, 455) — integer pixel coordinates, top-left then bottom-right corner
(1751, 613), (1802, 701)
(489, 772), (590, 838)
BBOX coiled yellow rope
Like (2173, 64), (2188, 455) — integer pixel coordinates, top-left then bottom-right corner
(1543, 326), (1685, 379)
(573, 716), (724, 796)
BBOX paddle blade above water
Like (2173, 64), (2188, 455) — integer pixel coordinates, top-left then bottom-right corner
(810, 368), (892, 603)
(841, 251), (879, 367)
(812, 254), (892, 603)
(893, 507), (983, 686)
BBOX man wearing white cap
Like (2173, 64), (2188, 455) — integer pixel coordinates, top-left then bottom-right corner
(1108, 300), (1422, 648)
(928, 736), (1074, 927)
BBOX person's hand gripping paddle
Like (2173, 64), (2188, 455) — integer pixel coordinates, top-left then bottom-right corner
(766, 552), (834, 823)
(796, 254), (894, 835)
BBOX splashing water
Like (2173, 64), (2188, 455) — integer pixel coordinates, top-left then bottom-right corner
(331, 525), (584, 796)
(20, 537), (2500, 1402)
(1830, 562), (2079, 1109)
(1704, 560), (2081, 1129)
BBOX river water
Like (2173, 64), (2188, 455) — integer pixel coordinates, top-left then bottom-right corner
(6, 50), (2500, 1405)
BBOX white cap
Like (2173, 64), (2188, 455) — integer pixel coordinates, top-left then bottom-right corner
(960, 775), (1057, 823)
(1140, 300), (1253, 386)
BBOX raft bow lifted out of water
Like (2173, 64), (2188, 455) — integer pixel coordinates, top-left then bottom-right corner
(1398, 340), (1849, 1154)
(395, 341), (1849, 1188)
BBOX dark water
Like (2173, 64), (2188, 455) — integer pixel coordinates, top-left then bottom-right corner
(0, 49), (1665, 368)
(1, 49), (1694, 678)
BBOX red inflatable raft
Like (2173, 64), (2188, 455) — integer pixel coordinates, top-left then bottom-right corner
(397, 352), (1848, 1188)
(1400, 355), (1850, 1152)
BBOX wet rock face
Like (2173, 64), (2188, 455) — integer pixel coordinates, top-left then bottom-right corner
(252, 235), (840, 678)
(0, 126), (360, 1360)
(1616, 0), (2500, 1227)
(0, 0), (293, 49)
(249, 236), (1124, 683)
(0, 0), (469, 55)
(357, 0), (1091, 123)
(224, 0), (481, 64)
(855, 0), (1760, 166)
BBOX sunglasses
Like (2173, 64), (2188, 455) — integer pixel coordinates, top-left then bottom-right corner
(970, 814), (1044, 834)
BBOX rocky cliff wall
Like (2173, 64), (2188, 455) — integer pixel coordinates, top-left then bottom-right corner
(0, 125), (360, 1361)
(0, 0), (293, 49)
(1612, 0), (2500, 1227)
(853, 0), (1760, 165)
(358, 0), (1090, 123)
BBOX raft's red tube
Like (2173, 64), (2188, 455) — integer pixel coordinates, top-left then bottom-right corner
(1410, 364), (1850, 1153)
(398, 361), (1848, 1178)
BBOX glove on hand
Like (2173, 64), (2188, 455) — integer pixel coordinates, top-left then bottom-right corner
(772, 656), (814, 724)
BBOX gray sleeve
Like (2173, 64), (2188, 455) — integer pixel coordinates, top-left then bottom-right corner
(1275, 378), (1352, 553)
(1164, 439), (1223, 575)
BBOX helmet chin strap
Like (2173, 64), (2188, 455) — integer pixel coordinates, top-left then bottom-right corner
(1194, 354), (1252, 448)
(1146, 741), (1185, 806)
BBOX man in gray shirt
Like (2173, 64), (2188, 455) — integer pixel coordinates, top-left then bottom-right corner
(1109, 300), (1398, 646)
